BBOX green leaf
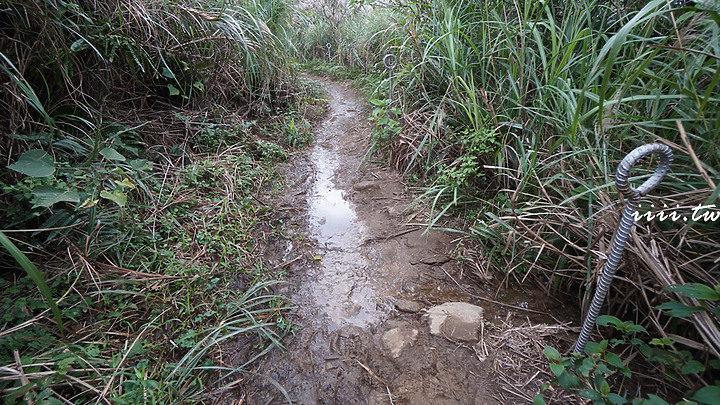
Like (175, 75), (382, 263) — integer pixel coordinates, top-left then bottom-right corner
(633, 395), (670, 405)
(549, 363), (565, 376)
(161, 67), (176, 79)
(543, 346), (561, 362)
(167, 84), (180, 96)
(0, 231), (63, 336)
(596, 315), (622, 328)
(606, 393), (627, 404)
(578, 357), (595, 377)
(596, 363), (612, 376)
(557, 371), (581, 389)
(655, 301), (704, 318)
(533, 394), (546, 405)
(681, 360), (705, 375)
(8, 149), (55, 177)
(129, 159), (153, 171)
(585, 341), (605, 355)
(100, 189), (127, 207)
(114, 178), (135, 190)
(666, 283), (720, 301)
(692, 386), (720, 405)
(604, 352), (624, 369)
(100, 147), (126, 162)
(624, 324), (648, 334)
(70, 39), (89, 52)
(313, 255), (322, 261)
(599, 378), (611, 394)
(31, 186), (81, 208)
(580, 389), (603, 400)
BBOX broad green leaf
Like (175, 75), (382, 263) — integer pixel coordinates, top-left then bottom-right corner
(633, 395), (670, 405)
(606, 393), (627, 404)
(0, 231), (63, 336)
(533, 394), (546, 405)
(604, 352), (624, 369)
(682, 360), (705, 375)
(114, 178), (135, 190)
(624, 323), (648, 334)
(543, 345), (561, 362)
(161, 67), (176, 79)
(692, 386), (720, 405)
(655, 301), (704, 318)
(167, 84), (180, 96)
(578, 357), (595, 377)
(580, 389), (602, 400)
(100, 189), (127, 207)
(8, 149), (55, 177)
(70, 38), (89, 52)
(585, 341), (605, 355)
(129, 159), (153, 171)
(596, 315), (622, 328)
(31, 186), (81, 208)
(100, 147), (126, 161)
(549, 363), (565, 376)
(78, 198), (98, 210)
(666, 283), (720, 301)
(599, 379), (611, 395)
(557, 371), (581, 389)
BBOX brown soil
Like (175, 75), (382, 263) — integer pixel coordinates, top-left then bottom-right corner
(236, 79), (580, 404)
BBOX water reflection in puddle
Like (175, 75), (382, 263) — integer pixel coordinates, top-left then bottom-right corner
(303, 100), (384, 332)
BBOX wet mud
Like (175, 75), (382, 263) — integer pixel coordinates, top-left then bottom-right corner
(243, 79), (578, 404)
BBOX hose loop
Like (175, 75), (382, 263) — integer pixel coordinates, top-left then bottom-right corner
(616, 143), (673, 204)
(383, 53), (397, 70)
(573, 143), (673, 354)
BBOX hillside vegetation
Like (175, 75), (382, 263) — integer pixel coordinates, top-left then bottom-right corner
(2, 0), (720, 403)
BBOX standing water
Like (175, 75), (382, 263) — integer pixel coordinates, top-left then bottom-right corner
(303, 87), (385, 332)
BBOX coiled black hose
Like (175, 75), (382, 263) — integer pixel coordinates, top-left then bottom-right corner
(574, 143), (673, 353)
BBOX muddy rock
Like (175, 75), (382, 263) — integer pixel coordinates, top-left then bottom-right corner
(394, 299), (421, 313)
(381, 324), (419, 358)
(414, 255), (451, 266)
(352, 180), (378, 191)
(426, 302), (484, 342)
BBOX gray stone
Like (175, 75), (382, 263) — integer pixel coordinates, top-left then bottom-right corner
(352, 181), (378, 191)
(395, 299), (421, 313)
(425, 302), (484, 342)
(382, 326), (419, 358)
(419, 255), (451, 266)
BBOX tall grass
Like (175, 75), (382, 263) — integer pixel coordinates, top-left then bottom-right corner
(344, 0), (720, 394)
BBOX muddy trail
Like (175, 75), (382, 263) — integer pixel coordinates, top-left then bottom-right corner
(240, 79), (579, 404)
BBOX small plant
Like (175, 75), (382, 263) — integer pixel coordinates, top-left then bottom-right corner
(368, 97), (402, 148)
(538, 313), (720, 405)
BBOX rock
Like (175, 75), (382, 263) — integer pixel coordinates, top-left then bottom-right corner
(425, 302), (484, 342)
(352, 181), (377, 191)
(395, 299), (421, 313)
(387, 205), (405, 217)
(414, 255), (451, 266)
(382, 325), (419, 358)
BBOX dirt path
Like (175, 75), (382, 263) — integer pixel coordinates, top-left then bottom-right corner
(242, 79), (575, 404)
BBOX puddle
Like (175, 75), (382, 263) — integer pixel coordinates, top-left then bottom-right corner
(303, 88), (385, 332)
